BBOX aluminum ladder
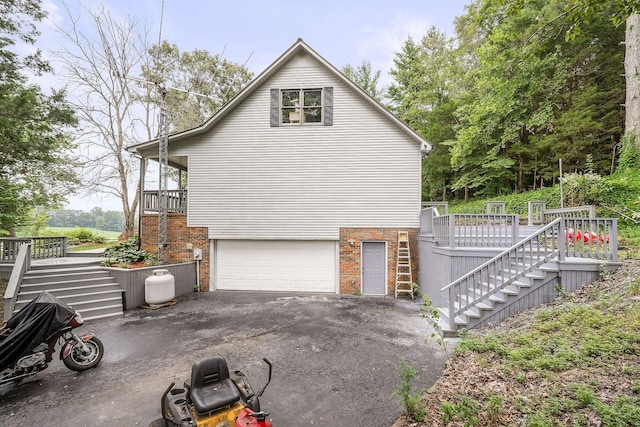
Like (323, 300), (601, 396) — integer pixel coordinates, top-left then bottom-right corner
(395, 231), (414, 298)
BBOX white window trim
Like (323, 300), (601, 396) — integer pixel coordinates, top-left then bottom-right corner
(280, 88), (324, 126)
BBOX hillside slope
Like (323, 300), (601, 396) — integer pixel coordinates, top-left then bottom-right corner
(395, 260), (640, 426)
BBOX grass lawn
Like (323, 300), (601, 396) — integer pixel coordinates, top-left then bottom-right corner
(43, 227), (121, 240)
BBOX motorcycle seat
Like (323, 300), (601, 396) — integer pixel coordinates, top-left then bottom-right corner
(188, 357), (241, 414)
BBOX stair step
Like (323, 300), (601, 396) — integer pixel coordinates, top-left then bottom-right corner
(526, 270), (546, 280)
(25, 266), (105, 276)
(488, 292), (507, 303)
(82, 311), (123, 322)
(463, 307), (481, 319)
(20, 277), (116, 291)
(476, 300), (494, 310)
(502, 285), (520, 296)
(11, 262), (124, 323)
(454, 315), (468, 326)
(22, 270), (111, 284)
(19, 282), (122, 299)
(50, 291), (123, 308)
(30, 260), (103, 270)
(512, 279), (532, 288)
(76, 304), (124, 321)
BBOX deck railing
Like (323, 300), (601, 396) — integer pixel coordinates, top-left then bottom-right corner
(143, 190), (187, 214)
(421, 201), (449, 215)
(4, 243), (31, 321)
(544, 205), (596, 223)
(440, 217), (618, 331)
(433, 214), (519, 249)
(0, 237), (66, 262)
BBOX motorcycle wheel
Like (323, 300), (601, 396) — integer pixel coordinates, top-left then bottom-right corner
(63, 336), (104, 372)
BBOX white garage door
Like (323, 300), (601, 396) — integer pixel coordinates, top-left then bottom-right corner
(215, 240), (336, 292)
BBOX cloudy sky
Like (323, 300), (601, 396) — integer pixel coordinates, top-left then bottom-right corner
(36, 0), (471, 210)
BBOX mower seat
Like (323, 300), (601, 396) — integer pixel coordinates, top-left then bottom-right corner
(189, 357), (241, 414)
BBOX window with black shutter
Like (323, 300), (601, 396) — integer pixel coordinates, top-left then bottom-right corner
(270, 87), (333, 127)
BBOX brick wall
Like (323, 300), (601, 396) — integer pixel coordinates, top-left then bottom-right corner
(140, 218), (418, 295)
(141, 214), (210, 291)
(339, 228), (419, 295)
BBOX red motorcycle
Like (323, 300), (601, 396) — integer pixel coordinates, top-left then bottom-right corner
(0, 291), (104, 385)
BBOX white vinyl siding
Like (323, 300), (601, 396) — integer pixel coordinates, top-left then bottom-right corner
(172, 53), (421, 240)
(215, 240), (336, 292)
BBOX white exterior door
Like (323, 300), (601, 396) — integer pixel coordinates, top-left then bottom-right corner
(215, 240), (336, 292)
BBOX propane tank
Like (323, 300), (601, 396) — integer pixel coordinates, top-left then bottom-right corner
(145, 269), (175, 305)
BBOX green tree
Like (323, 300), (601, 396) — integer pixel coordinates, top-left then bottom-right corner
(144, 41), (254, 132)
(485, 0), (640, 151)
(342, 60), (385, 102)
(0, 0), (79, 235)
(388, 29), (461, 200)
(450, 0), (624, 197)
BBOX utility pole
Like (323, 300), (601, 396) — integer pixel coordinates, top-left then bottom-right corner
(158, 88), (169, 264)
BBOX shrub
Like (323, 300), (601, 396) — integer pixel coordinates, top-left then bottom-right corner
(103, 237), (156, 266)
(561, 172), (606, 207)
(394, 359), (427, 422)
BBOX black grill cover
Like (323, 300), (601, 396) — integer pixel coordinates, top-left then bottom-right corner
(0, 291), (76, 370)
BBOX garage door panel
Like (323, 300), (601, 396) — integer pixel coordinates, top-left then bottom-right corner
(216, 240), (336, 292)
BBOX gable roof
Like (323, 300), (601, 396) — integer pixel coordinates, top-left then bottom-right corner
(127, 38), (432, 154)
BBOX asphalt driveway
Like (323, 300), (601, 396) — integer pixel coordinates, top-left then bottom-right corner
(0, 291), (448, 426)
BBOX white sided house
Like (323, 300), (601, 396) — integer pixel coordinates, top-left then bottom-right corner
(127, 39), (431, 295)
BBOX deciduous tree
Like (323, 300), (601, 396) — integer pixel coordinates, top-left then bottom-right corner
(56, 5), (254, 238)
(0, 0), (78, 235)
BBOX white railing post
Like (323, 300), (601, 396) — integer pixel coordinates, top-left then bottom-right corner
(449, 215), (456, 250)
(610, 219), (618, 262)
(420, 208), (434, 235)
(558, 219), (565, 261)
(448, 286), (456, 331)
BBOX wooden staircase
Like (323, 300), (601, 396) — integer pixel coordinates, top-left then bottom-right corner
(14, 260), (124, 321)
(438, 263), (559, 336)
(436, 217), (620, 337)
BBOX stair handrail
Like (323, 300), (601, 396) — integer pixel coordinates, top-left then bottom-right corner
(440, 218), (564, 331)
(440, 217), (618, 331)
(3, 243), (31, 322)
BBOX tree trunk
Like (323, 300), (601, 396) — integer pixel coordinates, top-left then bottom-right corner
(625, 14), (640, 148)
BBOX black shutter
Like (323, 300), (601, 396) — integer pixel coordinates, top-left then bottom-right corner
(270, 88), (279, 127)
(324, 86), (333, 126)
